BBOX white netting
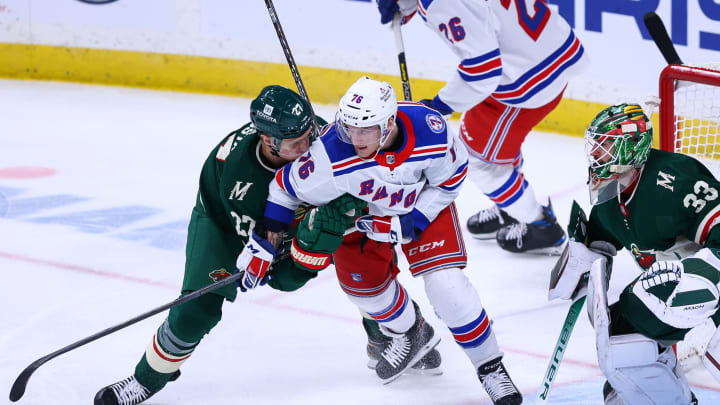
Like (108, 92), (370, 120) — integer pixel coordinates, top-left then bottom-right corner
(672, 63), (720, 175)
(668, 63), (720, 371)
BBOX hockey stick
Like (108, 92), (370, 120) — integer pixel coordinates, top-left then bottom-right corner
(537, 293), (587, 402)
(392, 13), (412, 101)
(644, 11), (684, 65)
(263, 0), (321, 139)
(9, 271), (245, 402)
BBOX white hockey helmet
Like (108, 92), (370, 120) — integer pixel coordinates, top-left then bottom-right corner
(335, 76), (398, 148)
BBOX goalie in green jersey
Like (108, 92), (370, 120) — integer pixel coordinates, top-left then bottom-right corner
(549, 103), (720, 404)
(92, 85), (378, 405)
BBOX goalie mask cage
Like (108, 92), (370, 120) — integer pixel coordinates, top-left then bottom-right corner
(659, 63), (720, 372)
(660, 63), (720, 173)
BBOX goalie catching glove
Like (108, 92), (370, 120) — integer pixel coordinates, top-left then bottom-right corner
(236, 230), (276, 291)
(291, 194), (366, 272)
(632, 250), (720, 330)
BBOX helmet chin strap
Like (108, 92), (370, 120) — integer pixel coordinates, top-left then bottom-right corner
(357, 118), (395, 162)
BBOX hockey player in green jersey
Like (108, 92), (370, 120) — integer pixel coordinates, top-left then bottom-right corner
(93, 85), (373, 405)
(549, 103), (720, 404)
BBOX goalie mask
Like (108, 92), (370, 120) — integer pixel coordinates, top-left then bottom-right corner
(250, 85), (314, 156)
(335, 76), (397, 159)
(584, 103), (653, 205)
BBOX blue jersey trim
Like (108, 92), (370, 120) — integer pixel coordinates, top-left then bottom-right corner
(264, 200), (295, 226)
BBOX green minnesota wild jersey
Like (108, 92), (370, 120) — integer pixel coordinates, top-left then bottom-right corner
(588, 149), (720, 269)
(187, 122), (314, 294)
(197, 122), (275, 238)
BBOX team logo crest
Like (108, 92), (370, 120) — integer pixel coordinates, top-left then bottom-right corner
(351, 273), (363, 282)
(425, 114), (445, 133)
(630, 244), (656, 269)
(291, 103), (303, 116)
(209, 268), (233, 282)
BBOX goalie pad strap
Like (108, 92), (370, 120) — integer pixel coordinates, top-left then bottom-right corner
(291, 238), (331, 271)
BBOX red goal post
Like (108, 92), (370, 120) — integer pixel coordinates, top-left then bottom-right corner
(660, 63), (720, 169)
(659, 63), (720, 371)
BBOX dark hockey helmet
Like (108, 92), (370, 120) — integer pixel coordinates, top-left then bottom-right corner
(584, 103), (653, 204)
(250, 85), (314, 152)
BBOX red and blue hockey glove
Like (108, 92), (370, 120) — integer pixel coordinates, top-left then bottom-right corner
(236, 230), (276, 291)
(420, 96), (454, 117)
(376, 0), (417, 25)
(355, 213), (417, 244)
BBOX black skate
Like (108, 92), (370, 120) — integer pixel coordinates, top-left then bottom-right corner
(495, 201), (566, 255)
(374, 307), (441, 384)
(467, 205), (518, 240)
(94, 371), (180, 405)
(477, 357), (522, 405)
(365, 317), (443, 375)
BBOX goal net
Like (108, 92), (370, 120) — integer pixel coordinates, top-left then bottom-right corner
(659, 63), (720, 371)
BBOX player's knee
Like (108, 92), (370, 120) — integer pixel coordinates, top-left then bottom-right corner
(168, 293), (224, 342)
(423, 268), (482, 325)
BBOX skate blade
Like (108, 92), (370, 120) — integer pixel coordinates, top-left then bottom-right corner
(380, 336), (441, 385)
(470, 232), (497, 240)
(368, 360), (443, 376)
(522, 243), (567, 256)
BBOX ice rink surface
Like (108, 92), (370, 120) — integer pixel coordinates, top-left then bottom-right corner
(2, 79), (720, 404)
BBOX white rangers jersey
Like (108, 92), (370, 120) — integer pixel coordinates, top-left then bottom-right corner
(418, 0), (588, 111)
(264, 102), (468, 232)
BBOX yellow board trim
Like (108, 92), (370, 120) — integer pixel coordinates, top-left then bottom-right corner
(1, 42), (648, 141)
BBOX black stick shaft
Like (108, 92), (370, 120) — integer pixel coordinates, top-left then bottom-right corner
(264, 0), (321, 138)
(644, 11), (683, 65)
(392, 14), (412, 101)
(9, 271), (244, 402)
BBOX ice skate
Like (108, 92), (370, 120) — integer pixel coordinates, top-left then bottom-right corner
(94, 371), (180, 405)
(466, 205), (518, 239)
(365, 316), (443, 375)
(374, 309), (441, 384)
(477, 357), (522, 405)
(496, 201), (566, 255)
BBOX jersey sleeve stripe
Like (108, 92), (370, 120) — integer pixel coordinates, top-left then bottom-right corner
(264, 200), (295, 226)
(492, 32), (584, 104)
(695, 204), (720, 244)
(418, 0), (431, 21)
(458, 51), (502, 82)
(280, 165), (297, 198)
(439, 164), (468, 191)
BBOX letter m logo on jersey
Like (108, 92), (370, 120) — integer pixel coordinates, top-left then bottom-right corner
(229, 181), (253, 201)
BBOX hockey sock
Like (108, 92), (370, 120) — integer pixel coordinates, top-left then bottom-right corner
(135, 293), (224, 392)
(423, 268), (502, 367)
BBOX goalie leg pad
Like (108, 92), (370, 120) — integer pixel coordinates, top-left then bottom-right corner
(703, 322), (720, 383)
(423, 268), (501, 367)
(590, 259), (693, 404)
(601, 335), (693, 405)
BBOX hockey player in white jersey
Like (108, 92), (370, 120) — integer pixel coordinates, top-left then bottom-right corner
(376, 0), (588, 254)
(253, 77), (522, 404)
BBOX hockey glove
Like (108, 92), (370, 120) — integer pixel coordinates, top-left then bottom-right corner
(355, 214), (417, 244)
(326, 193), (367, 228)
(292, 204), (347, 272)
(419, 96), (454, 117)
(566, 200), (588, 242)
(376, 0), (417, 25)
(236, 230), (276, 291)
